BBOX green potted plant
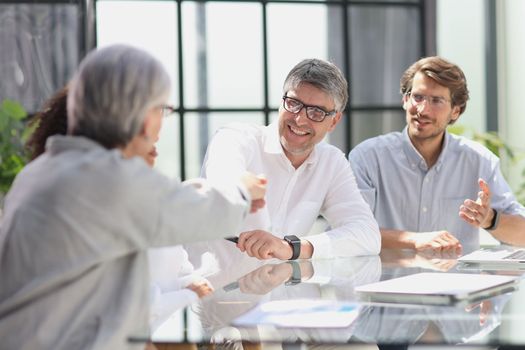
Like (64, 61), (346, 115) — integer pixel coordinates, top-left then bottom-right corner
(0, 99), (30, 212)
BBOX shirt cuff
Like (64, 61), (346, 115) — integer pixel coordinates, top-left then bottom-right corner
(304, 233), (332, 259)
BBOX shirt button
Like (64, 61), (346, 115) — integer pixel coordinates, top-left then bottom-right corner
(422, 207), (428, 213)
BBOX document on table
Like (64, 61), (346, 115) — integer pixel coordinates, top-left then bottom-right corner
(232, 299), (360, 328)
(458, 246), (525, 271)
(355, 272), (519, 306)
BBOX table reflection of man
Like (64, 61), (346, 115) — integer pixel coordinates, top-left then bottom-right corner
(352, 294), (509, 347)
(379, 249), (458, 274)
(355, 249), (514, 349)
(187, 244), (381, 346)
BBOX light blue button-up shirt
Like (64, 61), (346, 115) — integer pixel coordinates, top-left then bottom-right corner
(349, 128), (525, 251)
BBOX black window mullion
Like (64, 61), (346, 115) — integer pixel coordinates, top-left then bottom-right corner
(89, 0), (426, 177)
(261, 0), (270, 126)
(342, 0), (351, 154)
(177, 0), (186, 180)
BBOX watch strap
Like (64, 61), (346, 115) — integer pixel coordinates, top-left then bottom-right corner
(285, 261), (301, 286)
(485, 208), (500, 231)
(284, 235), (301, 260)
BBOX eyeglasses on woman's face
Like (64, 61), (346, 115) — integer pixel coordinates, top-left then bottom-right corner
(159, 104), (176, 117)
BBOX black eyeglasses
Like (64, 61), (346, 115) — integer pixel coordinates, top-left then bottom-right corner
(282, 95), (336, 122)
(160, 104), (177, 117)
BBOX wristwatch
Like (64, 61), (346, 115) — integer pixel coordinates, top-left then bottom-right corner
(285, 261), (302, 286)
(485, 208), (500, 231)
(284, 235), (301, 260)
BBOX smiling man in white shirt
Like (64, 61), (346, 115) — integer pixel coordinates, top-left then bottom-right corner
(202, 58), (380, 261)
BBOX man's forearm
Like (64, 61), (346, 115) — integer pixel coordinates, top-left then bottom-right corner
(488, 214), (525, 246)
(380, 228), (416, 249)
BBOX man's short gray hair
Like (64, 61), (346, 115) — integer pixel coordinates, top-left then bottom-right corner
(282, 59), (348, 112)
(67, 44), (171, 148)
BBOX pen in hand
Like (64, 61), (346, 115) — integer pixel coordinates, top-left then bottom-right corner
(225, 236), (239, 244)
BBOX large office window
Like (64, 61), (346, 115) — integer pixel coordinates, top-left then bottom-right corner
(1, 0), (429, 181)
(96, 0), (428, 180)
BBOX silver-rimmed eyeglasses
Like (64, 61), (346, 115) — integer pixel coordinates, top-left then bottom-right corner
(160, 104), (177, 117)
(408, 92), (451, 110)
(282, 95), (336, 122)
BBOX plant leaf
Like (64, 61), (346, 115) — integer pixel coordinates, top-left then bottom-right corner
(1, 100), (27, 120)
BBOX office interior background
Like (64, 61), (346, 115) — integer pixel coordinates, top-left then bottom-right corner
(1, 0), (524, 187)
(1, 0), (524, 340)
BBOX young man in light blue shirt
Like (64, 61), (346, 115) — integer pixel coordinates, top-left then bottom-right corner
(349, 56), (525, 253)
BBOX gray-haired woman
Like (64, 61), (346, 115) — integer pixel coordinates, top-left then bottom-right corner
(0, 44), (266, 350)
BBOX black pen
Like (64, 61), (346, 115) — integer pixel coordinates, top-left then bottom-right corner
(223, 281), (240, 292)
(225, 236), (239, 244)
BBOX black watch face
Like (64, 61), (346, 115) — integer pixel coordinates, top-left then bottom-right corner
(286, 235), (300, 244)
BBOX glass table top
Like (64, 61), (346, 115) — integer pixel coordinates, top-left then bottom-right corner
(131, 240), (525, 348)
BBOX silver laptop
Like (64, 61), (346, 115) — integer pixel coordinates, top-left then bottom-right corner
(458, 246), (525, 270)
(355, 272), (519, 306)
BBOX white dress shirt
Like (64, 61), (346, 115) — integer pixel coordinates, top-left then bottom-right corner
(202, 122), (380, 258)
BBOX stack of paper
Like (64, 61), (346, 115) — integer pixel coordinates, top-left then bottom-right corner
(232, 299), (360, 328)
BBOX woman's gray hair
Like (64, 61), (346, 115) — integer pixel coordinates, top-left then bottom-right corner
(283, 59), (348, 112)
(67, 44), (171, 148)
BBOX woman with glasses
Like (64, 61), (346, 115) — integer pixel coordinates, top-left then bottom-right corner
(25, 84), (216, 341)
(0, 44), (266, 350)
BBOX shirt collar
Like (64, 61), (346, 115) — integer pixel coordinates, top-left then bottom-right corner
(263, 121), (318, 167)
(401, 126), (449, 172)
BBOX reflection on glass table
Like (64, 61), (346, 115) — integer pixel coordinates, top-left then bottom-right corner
(190, 256), (381, 345)
(352, 294), (510, 345)
(131, 240), (525, 348)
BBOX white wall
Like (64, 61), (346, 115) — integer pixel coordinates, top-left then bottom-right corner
(437, 0), (525, 194)
(495, 4), (525, 330)
(436, 0), (486, 132)
(497, 0), (525, 188)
